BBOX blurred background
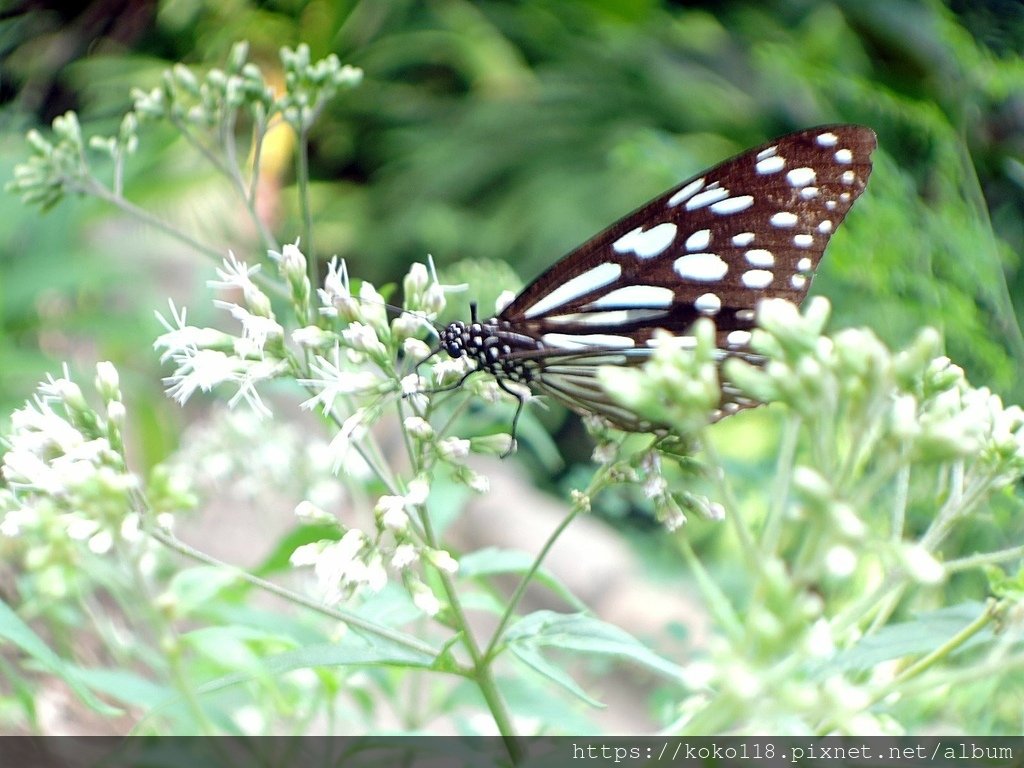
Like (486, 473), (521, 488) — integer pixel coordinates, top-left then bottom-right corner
(1, 0), (1024, 733)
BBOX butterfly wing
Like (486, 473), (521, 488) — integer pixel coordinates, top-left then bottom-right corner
(496, 125), (876, 426)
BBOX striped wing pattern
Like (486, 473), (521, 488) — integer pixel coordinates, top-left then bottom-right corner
(440, 125), (876, 430)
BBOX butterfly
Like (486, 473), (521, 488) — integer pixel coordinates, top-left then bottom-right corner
(436, 125), (876, 441)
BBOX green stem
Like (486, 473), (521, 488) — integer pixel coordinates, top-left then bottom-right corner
(699, 434), (759, 568)
(679, 537), (745, 643)
(295, 124), (316, 282)
(149, 527), (438, 657)
(417, 504), (522, 763)
(945, 543), (1024, 573)
(761, 414), (800, 556)
(482, 493), (588, 662)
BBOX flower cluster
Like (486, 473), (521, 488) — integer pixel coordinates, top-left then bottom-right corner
(289, 478), (459, 616)
(0, 364), (187, 597)
(610, 296), (1024, 734)
(6, 42), (363, 211)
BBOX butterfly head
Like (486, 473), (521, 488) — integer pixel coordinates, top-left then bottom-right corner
(440, 320), (470, 359)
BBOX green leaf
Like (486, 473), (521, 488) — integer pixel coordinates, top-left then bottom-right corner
(165, 566), (241, 617)
(0, 597), (121, 715)
(506, 611), (686, 682)
(819, 602), (995, 676)
(458, 547), (586, 609)
(508, 644), (604, 708)
(72, 667), (174, 709)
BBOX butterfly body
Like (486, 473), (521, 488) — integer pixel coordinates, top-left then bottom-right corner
(438, 125), (877, 432)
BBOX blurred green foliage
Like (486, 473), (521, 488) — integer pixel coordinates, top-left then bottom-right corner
(2, 0), (1022, 433)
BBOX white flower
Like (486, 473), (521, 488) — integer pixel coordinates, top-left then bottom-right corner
(358, 282), (389, 331)
(295, 500), (335, 524)
(1, 507), (37, 537)
(804, 618), (835, 658)
(391, 544), (419, 569)
(404, 262), (429, 297)
(403, 337), (432, 362)
(427, 549), (458, 574)
(342, 322), (386, 358)
(292, 529), (377, 604)
(405, 478), (429, 505)
(208, 252), (271, 316)
(94, 361), (120, 399)
(271, 240), (307, 282)
(643, 474), (667, 500)
(438, 437), (471, 461)
(391, 312), (433, 343)
(153, 300), (234, 362)
(291, 325), (335, 349)
(401, 374), (428, 412)
(163, 349), (240, 405)
(299, 351), (384, 415)
(318, 258), (359, 320)
(900, 544), (945, 585)
(403, 416), (433, 440)
(375, 495), (409, 531)
(432, 356), (473, 385)
(464, 471), (489, 494)
(411, 582), (441, 617)
(215, 301), (283, 351)
(825, 545), (857, 578)
(226, 357), (287, 418)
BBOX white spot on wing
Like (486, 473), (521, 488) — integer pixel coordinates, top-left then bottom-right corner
(685, 229), (711, 251)
(756, 155), (785, 174)
(816, 132), (838, 147)
(742, 269), (774, 289)
(710, 195), (754, 215)
(685, 187), (730, 210)
(546, 309), (668, 326)
(735, 309), (756, 321)
(770, 211), (798, 228)
(797, 257), (812, 272)
(732, 232), (755, 247)
(791, 274), (807, 289)
(613, 222), (678, 259)
(745, 248), (774, 267)
(588, 285), (675, 309)
(800, 186), (819, 199)
(647, 336), (697, 349)
(674, 253), (728, 282)
(542, 333), (636, 349)
(835, 148), (853, 164)
(756, 146), (777, 160)
(523, 262), (621, 318)
(826, 200), (838, 210)
(668, 177), (705, 207)
(793, 234), (814, 248)
(787, 167), (816, 187)
(818, 220), (833, 234)
(727, 330), (752, 347)
(695, 292), (721, 315)
(841, 171), (856, 185)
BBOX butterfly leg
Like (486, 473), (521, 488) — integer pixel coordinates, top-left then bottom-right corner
(495, 378), (526, 457)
